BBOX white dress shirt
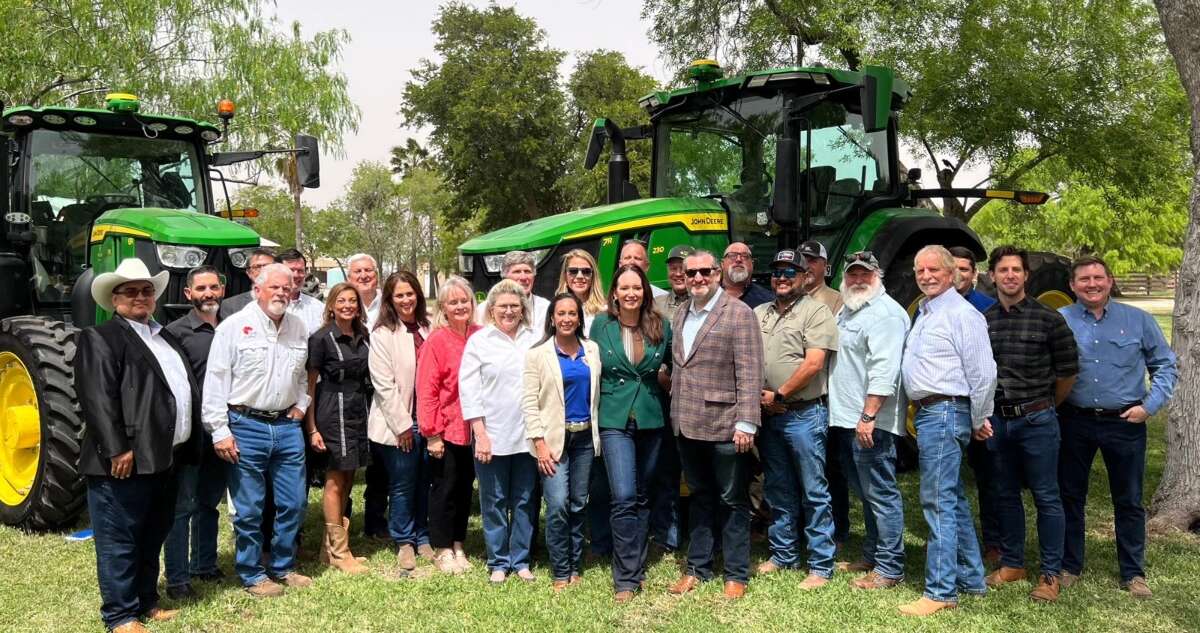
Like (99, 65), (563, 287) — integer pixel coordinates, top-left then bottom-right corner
(364, 289), (382, 330)
(651, 284), (668, 299)
(902, 288), (997, 427)
(458, 324), (540, 456)
(128, 319), (192, 446)
(475, 294), (550, 334)
(202, 302), (312, 443)
(288, 292), (325, 336)
(681, 286), (723, 358)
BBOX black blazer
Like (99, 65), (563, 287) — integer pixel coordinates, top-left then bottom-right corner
(75, 316), (201, 476)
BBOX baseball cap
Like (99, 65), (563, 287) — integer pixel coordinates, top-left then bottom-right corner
(798, 240), (828, 260)
(667, 244), (694, 262)
(843, 250), (881, 273)
(771, 249), (808, 270)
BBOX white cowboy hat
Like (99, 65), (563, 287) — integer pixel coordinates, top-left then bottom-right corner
(91, 258), (170, 312)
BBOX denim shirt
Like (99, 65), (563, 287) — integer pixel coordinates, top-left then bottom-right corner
(1059, 301), (1177, 414)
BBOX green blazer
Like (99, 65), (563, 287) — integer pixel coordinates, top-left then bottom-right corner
(589, 313), (672, 430)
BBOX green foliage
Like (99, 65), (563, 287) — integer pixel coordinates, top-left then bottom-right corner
(389, 138), (432, 180)
(560, 50), (657, 208)
(400, 2), (570, 231)
(396, 166), (455, 276)
(238, 185), (353, 264)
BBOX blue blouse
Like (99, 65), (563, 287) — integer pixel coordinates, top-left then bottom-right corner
(556, 343), (591, 423)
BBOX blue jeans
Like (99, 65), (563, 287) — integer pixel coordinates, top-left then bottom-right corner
(601, 422), (663, 592)
(476, 453), (538, 572)
(587, 454), (612, 556)
(1059, 413), (1147, 582)
(225, 411), (307, 586)
(543, 430), (595, 581)
(163, 449), (227, 587)
(915, 400), (987, 602)
(649, 425), (681, 550)
(87, 472), (177, 630)
(992, 408), (1064, 576)
(759, 405), (836, 577)
(836, 427), (906, 580)
(371, 435), (431, 547)
(678, 436), (753, 584)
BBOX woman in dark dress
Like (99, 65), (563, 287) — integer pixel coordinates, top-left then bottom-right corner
(306, 282), (373, 574)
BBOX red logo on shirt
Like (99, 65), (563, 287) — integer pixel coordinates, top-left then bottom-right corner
(243, 326), (253, 335)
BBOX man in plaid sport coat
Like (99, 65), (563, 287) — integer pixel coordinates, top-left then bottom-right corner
(666, 249), (764, 600)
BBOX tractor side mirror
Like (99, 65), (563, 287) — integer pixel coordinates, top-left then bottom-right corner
(858, 66), (892, 133)
(295, 134), (320, 189)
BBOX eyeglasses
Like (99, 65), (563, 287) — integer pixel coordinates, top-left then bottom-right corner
(844, 250), (876, 264)
(567, 267), (593, 278)
(113, 285), (156, 298)
(685, 268), (715, 278)
(771, 268), (800, 279)
(494, 305), (523, 314)
(723, 252), (752, 261)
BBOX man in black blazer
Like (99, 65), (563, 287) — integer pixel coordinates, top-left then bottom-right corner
(75, 258), (201, 633)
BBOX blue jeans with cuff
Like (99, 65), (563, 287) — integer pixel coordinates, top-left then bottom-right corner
(371, 432), (432, 548)
(836, 426), (906, 580)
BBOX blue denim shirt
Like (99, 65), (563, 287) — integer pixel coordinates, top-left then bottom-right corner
(1059, 301), (1177, 414)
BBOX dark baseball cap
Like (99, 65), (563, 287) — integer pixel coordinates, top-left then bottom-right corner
(667, 244), (694, 262)
(798, 240), (828, 260)
(843, 250), (881, 273)
(772, 249), (808, 270)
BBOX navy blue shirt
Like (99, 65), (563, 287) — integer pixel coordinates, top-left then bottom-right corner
(557, 343), (591, 422)
(965, 288), (997, 313)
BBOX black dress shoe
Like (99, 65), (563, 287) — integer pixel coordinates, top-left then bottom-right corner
(191, 569), (226, 582)
(165, 584), (198, 601)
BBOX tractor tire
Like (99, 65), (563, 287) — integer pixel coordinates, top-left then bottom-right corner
(883, 253), (922, 317)
(0, 317), (86, 530)
(1026, 251), (1075, 310)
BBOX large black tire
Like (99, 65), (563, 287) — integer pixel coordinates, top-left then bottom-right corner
(0, 317), (85, 530)
(883, 253), (921, 317)
(1026, 251), (1075, 309)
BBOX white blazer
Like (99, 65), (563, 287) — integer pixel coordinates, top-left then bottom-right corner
(521, 337), (601, 461)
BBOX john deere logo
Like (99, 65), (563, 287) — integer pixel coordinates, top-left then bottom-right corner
(688, 215), (724, 227)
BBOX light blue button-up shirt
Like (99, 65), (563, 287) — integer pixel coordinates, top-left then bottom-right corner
(902, 288), (997, 427)
(1059, 300), (1177, 414)
(829, 290), (910, 436)
(681, 286), (723, 358)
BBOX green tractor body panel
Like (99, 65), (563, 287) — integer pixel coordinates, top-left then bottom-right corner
(95, 207), (261, 246)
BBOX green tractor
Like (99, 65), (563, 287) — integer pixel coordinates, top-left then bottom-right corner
(0, 93), (319, 529)
(458, 60), (1073, 313)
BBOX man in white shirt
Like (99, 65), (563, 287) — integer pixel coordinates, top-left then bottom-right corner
(203, 263), (314, 598)
(347, 253), (382, 329)
(619, 239), (669, 299)
(278, 248), (324, 335)
(474, 250), (550, 331)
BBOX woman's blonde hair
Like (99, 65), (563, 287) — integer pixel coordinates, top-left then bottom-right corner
(430, 275), (476, 330)
(555, 249), (606, 316)
(483, 278), (531, 329)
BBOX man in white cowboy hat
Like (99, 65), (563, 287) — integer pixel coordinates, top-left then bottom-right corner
(75, 257), (202, 633)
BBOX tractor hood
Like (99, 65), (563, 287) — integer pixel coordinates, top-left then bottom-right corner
(91, 207), (261, 246)
(459, 197), (726, 254)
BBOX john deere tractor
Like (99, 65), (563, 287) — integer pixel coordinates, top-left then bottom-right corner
(458, 61), (1073, 312)
(0, 93), (319, 530)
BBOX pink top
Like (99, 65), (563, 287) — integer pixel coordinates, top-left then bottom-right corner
(416, 324), (481, 445)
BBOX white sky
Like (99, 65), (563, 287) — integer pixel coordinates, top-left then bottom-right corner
(271, 0), (970, 208)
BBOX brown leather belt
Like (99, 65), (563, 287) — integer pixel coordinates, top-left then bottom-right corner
(783, 396), (826, 411)
(996, 397), (1055, 418)
(915, 394), (968, 409)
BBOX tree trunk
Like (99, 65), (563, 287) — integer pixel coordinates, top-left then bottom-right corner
(1149, 0), (1200, 533)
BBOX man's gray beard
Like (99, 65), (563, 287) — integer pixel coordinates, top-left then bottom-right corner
(266, 300), (287, 317)
(197, 300), (220, 314)
(727, 268), (749, 284)
(841, 277), (884, 311)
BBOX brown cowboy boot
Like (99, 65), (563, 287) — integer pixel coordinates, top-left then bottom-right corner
(325, 522), (369, 574)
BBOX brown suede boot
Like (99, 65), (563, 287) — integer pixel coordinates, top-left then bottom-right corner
(898, 597), (956, 616)
(1030, 575), (1060, 602)
(986, 566), (1026, 587)
(325, 523), (369, 574)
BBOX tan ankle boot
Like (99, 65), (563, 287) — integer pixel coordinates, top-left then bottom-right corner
(325, 523), (369, 574)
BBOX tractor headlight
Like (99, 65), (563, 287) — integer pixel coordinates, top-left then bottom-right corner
(227, 246), (256, 269)
(482, 254), (505, 273)
(156, 244), (207, 269)
(528, 247), (551, 267)
(459, 253), (474, 274)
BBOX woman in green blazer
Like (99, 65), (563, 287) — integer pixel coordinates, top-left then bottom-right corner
(588, 264), (672, 602)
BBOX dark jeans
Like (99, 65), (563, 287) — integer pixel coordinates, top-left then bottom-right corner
(1059, 413), (1148, 582)
(601, 422), (663, 592)
(835, 427), (906, 580)
(475, 453), (538, 572)
(372, 436), (431, 547)
(649, 425), (681, 550)
(87, 471), (178, 630)
(677, 435), (753, 584)
(992, 408), (1064, 576)
(587, 454), (612, 556)
(163, 448), (227, 587)
(363, 460), (390, 537)
(827, 426), (851, 543)
(427, 441), (475, 549)
(759, 406), (836, 577)
(966, 437), (1001, 549)
(544, 430), (595, 581)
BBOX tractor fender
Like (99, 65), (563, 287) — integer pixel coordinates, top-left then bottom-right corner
(865, 214), (985, 274)
(69, 268), (96, 328)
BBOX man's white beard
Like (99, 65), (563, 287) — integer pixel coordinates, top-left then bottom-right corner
(841, 276), (884, 311)
(266, 299), (287, 317)
(727, 268), (749, 284)
(198, 300), (220, 314)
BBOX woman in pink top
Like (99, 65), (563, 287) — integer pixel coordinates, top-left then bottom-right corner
(416, 275), (481, 574)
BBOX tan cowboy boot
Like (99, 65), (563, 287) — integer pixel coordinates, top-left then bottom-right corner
(325, 522), (369, 574)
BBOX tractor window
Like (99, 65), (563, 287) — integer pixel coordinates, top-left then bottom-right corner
(25, 129), (205, 303)
(803, 105), (891, 229)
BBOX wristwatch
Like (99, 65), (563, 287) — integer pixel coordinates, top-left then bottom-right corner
(774, 390), (786, 403)
(859, 412), (877, 422)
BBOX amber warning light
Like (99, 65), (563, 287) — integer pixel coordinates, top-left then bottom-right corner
(217, 99), (236, 120)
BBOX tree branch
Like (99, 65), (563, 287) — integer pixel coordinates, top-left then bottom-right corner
(963, 146), (1061, 221)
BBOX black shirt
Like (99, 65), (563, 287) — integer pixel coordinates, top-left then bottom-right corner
(985, 296), (1079, 403)
(165, 310), (219, 384)
(730, 281), (774, 309)
(307, 323), (373, 426)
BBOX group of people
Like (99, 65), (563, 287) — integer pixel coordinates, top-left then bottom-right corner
(75, 236), (1176, 632)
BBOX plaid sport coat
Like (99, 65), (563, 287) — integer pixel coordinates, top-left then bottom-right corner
(670, 290), (764, 441)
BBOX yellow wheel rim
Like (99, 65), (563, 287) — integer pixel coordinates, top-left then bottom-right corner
(0, 352), (40, 507)
(1037, 290), (1073, 310)
(906, 295), (922, 318)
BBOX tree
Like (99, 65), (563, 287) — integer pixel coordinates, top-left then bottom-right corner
(390, 138), (433, 180)
(560, 50), (658, 209)
(401, 2), (570, 231)
(340, 162), (402, 273)
(1149, 0), (1200, 533)
(238, 185), (354, 265)
(395, 166), (453, 280)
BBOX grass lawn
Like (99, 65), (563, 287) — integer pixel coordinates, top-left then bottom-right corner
(2, 420), (1196, 633)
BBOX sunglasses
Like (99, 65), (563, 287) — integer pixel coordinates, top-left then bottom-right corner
(685, 268), (716, 278)
(771, 268), (801, 279)
(567, 267), (593, 278)
(844, 250), (876, 264)
(113, 285), (156, 298)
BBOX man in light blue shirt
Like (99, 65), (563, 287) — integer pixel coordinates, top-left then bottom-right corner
(898, 245), (997, 617)
(1057, 255), (1177, 599)
(828, 251), (909, 590)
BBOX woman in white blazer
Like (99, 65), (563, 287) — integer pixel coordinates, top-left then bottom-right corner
(368, 271), (433, 573)
(522, 292), (601, 593)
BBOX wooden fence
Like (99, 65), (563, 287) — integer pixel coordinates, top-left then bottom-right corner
(1115, 272), (1178, 296)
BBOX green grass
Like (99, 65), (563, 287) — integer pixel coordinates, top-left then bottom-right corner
(2, 420), (1197, 632)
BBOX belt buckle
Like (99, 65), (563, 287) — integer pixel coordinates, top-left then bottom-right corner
(1000, 404), (1018, 418)
(1091, 407), (1105, 416)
